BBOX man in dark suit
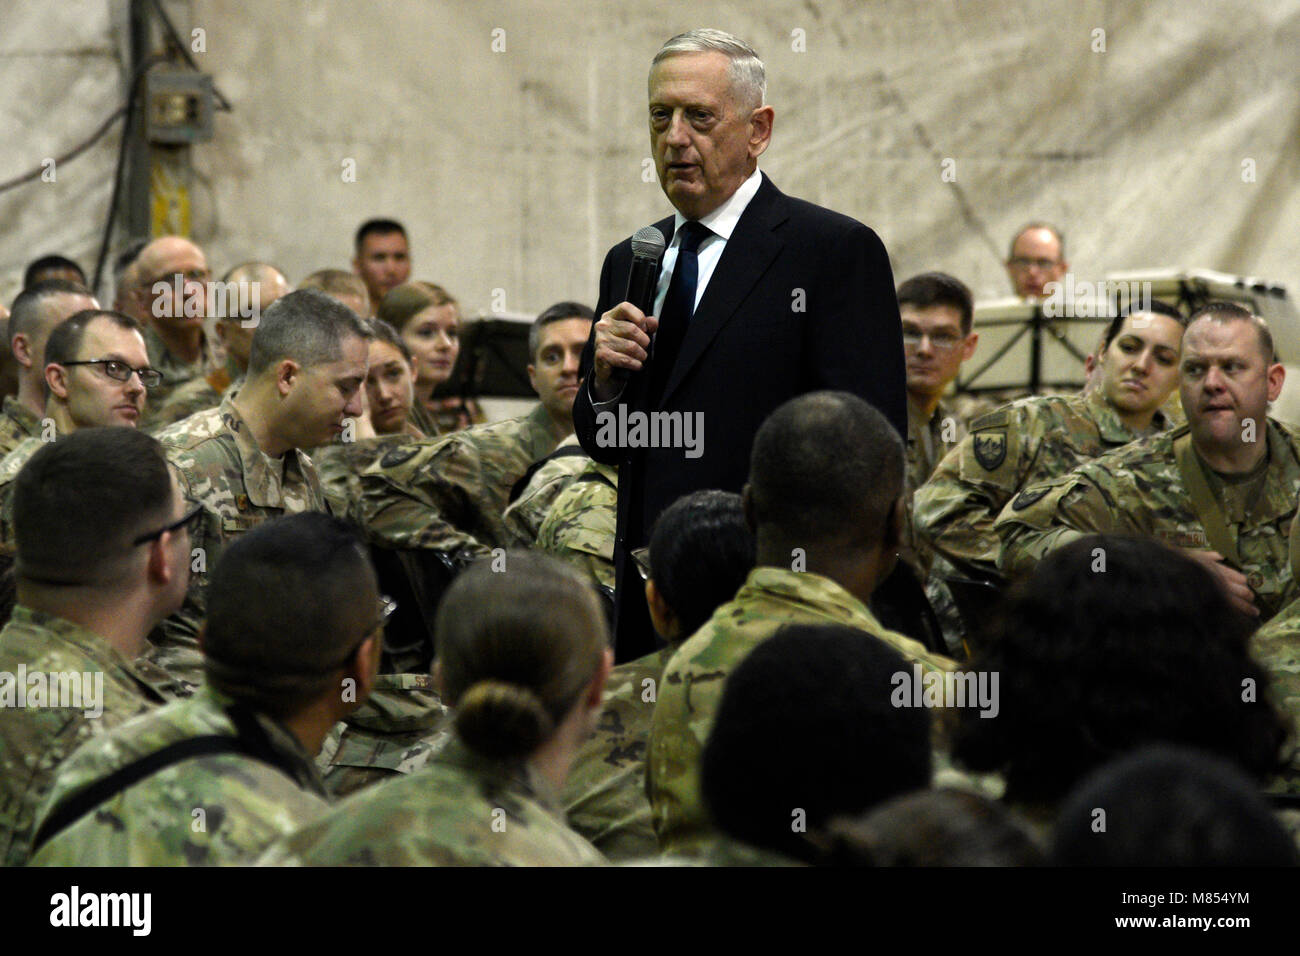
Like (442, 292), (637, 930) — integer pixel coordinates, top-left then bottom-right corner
(574, 29), (906, 660)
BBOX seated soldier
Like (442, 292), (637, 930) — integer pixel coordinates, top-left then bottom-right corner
(1052, 745), (1299, 866)
(698, 623), (934, 865)
(502, 434), (592, 547)
(997, 303), (1300, 623)
(0, 430), (185, 865)
(951, 535), (1288, 838)
(563, 489), (755, 861)
(355, 302), (592, 558)
(260, 552), (612, 866)
(0, 309), (156, 543)
(648, 391), (956, 856)
(151, 290), (370, 690)
(375, 281), (463, 436)
(29, 513), (382, 865)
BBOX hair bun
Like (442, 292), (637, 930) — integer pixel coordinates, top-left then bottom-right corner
(454, 679), (555, 759)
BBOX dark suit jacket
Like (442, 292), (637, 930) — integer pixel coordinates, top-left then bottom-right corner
(574, 173), (906, 659)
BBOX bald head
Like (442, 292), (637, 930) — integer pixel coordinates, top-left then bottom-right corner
(127, 236), (209, 328)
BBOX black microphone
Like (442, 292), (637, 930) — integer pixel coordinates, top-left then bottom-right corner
(611, 225), (666, 385)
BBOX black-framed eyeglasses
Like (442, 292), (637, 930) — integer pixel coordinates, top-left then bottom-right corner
(1008, 257), (1060, 271)
(631, 546), (652, 581)
(61, 359), (164, 390)
(132, 503), (204, 546)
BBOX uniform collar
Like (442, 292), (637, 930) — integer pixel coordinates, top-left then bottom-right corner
(218, 393), (316, 509)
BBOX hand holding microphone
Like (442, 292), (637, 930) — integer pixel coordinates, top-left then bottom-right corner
(591, 225), (666, 402)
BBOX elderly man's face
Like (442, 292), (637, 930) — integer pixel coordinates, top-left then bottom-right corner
(648, 51), (771, 220)
(1006, 228), (1067, 299)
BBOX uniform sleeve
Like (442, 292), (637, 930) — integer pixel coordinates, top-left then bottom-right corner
(993, 473), (1114, 577)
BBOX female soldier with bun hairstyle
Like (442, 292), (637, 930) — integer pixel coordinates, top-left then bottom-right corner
(260, 552), (613, 866)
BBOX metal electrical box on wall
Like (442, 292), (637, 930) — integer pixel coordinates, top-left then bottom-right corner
(144, 70), (214, 144)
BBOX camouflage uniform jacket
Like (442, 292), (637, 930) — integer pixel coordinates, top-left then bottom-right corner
(562, 647), (670, 862)
(0, 434), (51, 546)
(995, 419), (1300, 622)
(150, 393), (328, 690)
(30, 686), (328, 866)
(502, 435), (591, 547)
(534, 459), (618, 590)
(142, 326), (206, 412)
(904, 396), (965, 577)
(313, 432), (418, 518)
(315, 672), (450, 799)
(915, 389), (1169, 582)
(259, 736), (607, 866)
(0, 605), (167, 866)
(1251, 603), (1300, 794)
(648, 566), (958, 855)
(144, 369), (236, 434)
(0, 397), (42, 457)
(356, 402), (563, 555)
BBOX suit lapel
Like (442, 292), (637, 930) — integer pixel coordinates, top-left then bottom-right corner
(659, 175), (788, 406)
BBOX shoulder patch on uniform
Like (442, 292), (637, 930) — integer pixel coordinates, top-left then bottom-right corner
(1011, 486), (1050, 511)
(971, 410), (1008, 431)
(380, 445), (420, 468)
(972, 432), (1007, 471)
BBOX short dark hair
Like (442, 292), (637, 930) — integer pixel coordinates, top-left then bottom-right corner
(821, 789), (1045, 866)
(1186, 300), (1275, 363)
(13, 428), (173, 586)
(43, 309), (144, 368)
(23, 255), (87, 290)
(1100, 298), (1185, 349)
(9, 279), (94, 344)
(437, 552), (608, 761)
(1008, 221), (1066, 261)
(247, 289), (372, 376)
(1052, 745), (1300, 866)
(701, 623), (932, 863)
(648, 489), (754, 638)
(203, 513), (378, 720)
(953, 535), (1289, 804)
(749, 391), (903, 549)
(529, 301), (594, 362)
(354, 219), (408, 251)
(364, 318), (413, 364)
(897, 272), (974, 335)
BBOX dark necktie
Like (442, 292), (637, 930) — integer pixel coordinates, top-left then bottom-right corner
(646, 220), (711, 410)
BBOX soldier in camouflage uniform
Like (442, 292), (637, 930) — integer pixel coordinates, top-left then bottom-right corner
(0, 310), (156, 545)
(916, 304), (1186, 591)
(150, 291), (370, 689)
(502, 434), (591, 547)
(260, 554), (610, 866)
(535, 458), (618, 590)
(649, 394), (957, 855)
(144, 262), (288, 432)
(996, 306), (1300, 624)
(1, 279), (97, 456)
(29, 513), (385, 866)
(356, 304), (592, 556)
(0, 430), (187, 865)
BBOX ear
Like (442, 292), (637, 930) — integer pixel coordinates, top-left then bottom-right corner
(749, 105), (775, 159)
(45, 363), (70, 400)
(11, 334), (32, 370)
(645, 578), (680, 641)
(346, 633), (384, 708)
(213, 319), (231, 349)
(961, 331), (979, 362)
(584, 647), (614, 710)
(884, 495), (905, 553)
(1268, 362), (1286, 403)
(145, 534), (174, 586)
(741, 483), (757, 532)
(275, 358), (300, 397)
(526, 362), (538, 395)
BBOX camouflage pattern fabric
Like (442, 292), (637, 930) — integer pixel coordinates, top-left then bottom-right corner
(534, 460), (618, 591)
(313, 433), (416, 518)
(356, 402), (563, 556)
(915, 389), (1170, 584)
(995, 420), (1300, 623)
(29, 686), (329, 866)
(0, 397), (42, 457)
(150, 393), (328, 691)
(406, 401), (442, 440)
(1252, 603), (1300, 794)
(562, 647), (670, 862)
(0, 605), (167, 866)
(143, 326), (207, 414)
(0, 435), (51, 546)
(316, 672), (450, 799)
(904, 396), (967, 578)
(259, 737), (607, 866)
(144, 369), (235, 434)
(502, 435), (591, 547)
(647, 566), (957, 856)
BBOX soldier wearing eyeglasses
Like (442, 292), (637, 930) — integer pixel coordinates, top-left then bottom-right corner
(0, 309), (159, 544)
(1005, 223), (1069, 301)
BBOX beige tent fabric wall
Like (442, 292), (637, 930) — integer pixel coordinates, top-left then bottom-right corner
(2, 1), (1298, 330)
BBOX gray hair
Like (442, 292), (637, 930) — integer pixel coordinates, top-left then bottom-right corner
(247, 288), (372, 376)
(652, 29), (766, 110)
